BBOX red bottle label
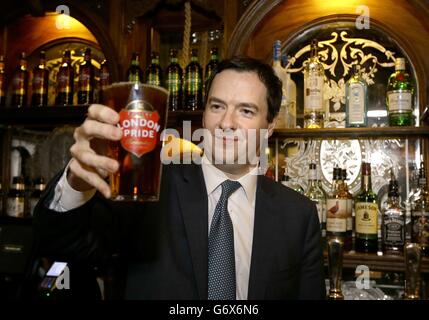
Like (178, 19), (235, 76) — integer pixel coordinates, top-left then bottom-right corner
(119, 109), (160, 157)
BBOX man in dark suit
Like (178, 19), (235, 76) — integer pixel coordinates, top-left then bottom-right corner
(34, 56), (325, 300)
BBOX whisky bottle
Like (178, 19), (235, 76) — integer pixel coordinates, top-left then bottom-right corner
(282, 54), (297, 128)
(165, 49), (182, 111)
(99, 59), (110, 103)
(56, 50), (74, 106)
(342, 169), (354, 250)
(11, 52), (29, 107)
(145, 51), (163, 86)
(355, 162), (379, 253)
(305, 163), (327, 240)
(387, 57), (414, 126)
(77, 48), (95, 105)
(304, 39), (325, 128)
(28, 177), (46, 217)
(411, 161), (429, 256)
(0, 55), (6, 107)
(127, 52), (144, 83)
(32, 51), (49, 107)
(327, 167), (349, 249)
(346, 64), (367, 127)
(6, 176), (25, 218)
(382, 170), (405, 255)
(183, 48), (203, 110)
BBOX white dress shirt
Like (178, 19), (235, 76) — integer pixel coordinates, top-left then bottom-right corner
(50, 157), (258, 300)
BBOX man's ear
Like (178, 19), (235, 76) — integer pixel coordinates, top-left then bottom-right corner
(267, 116), (277, 138)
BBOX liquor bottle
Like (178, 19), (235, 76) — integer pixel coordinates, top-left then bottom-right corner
(77, 48), (95, 105)
(346, 64), (368, 127)
(145, 51), (163, 86)
(0, 55), (6, 107)
(304, 39), (325, 128)
(183, 48), (203, 110)
(382, 170), (405, 255)
(28, 177), (46, 217)
(305, 163), (327, 241)
(326, 167), (349, 249)
(127, 52), (144, 83)
(355, 162), (379, 253)
(411, 161), (429, 256)
(272, 40), (287, 129)
(56, 50), (74, 106)
(205, 47), (219, 84)
(32, 51), (49, 107)
(11, 52), (29, 107)
(282, 54), (297, 128)
(387, 57), (414, 126)
(99, 59), (110, 103)
(165, 49), (182, 111)
(342, 169), (354, 249)
(6, 176), (25, 218)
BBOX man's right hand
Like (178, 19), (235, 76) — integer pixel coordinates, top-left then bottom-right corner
(68, 104), (123, 198)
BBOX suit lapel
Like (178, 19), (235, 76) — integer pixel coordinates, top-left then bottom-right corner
(247, 176), (278, 299)
(175, 164), (209, 299)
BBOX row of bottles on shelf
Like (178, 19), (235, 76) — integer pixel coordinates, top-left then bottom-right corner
(0, 49), (110, 107)
(281, 161), (428, 257)
(0, 176), (46, 218)
(127, 47), (218, 111)
(273, 39), (415, 129)
(0, 46), (218, 111)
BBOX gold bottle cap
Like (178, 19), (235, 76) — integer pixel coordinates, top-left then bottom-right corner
(395, 58), (406, 71)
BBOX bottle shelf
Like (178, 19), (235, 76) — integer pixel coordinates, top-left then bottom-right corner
(0, 107), (204, 128)
(273, 126), (429, 139)
(323, 251), (429, 273)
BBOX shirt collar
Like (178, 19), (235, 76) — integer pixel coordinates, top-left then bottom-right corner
(201, 155), (258, 205)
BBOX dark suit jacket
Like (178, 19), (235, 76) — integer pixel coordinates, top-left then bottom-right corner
(33, 163), (326, 300)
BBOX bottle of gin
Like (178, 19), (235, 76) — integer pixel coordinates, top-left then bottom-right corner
(382, 170), (405, 255)
(412, 161), (429, 256)
(305, 163), (327, 241)
(355, 162), (379, 253)
(145, 51), (163, 87)
(304, 39), (325, 128)
(346, 64), (367, 127)
(386, 57), (414, 126)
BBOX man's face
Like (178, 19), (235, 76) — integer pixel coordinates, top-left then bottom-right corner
(202, 70), (276, 168)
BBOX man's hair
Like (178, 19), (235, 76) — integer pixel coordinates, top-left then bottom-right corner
(204, 55), (282, 123)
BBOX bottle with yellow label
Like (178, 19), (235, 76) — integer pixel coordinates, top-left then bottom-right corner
(355, 162), (379, 253)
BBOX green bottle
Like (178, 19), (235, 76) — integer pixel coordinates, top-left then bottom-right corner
(355, 162), (379, 253)
(127, 52), (144, 83)
(165, 49), (182, 111)
(146, 51), (163, 87)
(387, 57), (414, 126)
(183, 49), (203, 111)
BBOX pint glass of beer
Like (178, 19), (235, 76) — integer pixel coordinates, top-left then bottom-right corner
(102, 82), (169, 201)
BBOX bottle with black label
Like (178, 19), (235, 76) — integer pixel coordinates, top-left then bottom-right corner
(127, 52), (144, 83)
(6, 176), (26, 218)
(145, 51), (163, 87)
(29, 177), (46, 217)
(382, 170), (405, 255)
(165, 49), (182, 111)
(183, 49), (203, 110)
